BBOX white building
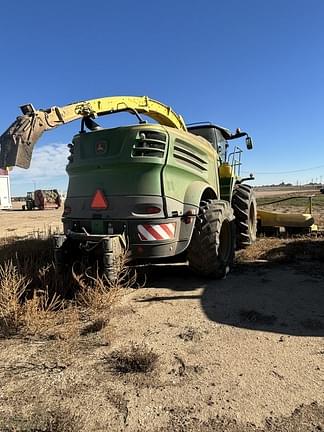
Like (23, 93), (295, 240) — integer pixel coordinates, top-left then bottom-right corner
(0, 169), (12, 209)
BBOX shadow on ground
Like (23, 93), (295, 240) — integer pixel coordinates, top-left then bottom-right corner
(143, 239), (324, 337)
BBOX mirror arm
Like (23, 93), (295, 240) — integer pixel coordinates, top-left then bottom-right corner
(237, 174), (255, 184)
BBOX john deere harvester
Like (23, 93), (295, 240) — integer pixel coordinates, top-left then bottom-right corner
(0, 96), (256, 279)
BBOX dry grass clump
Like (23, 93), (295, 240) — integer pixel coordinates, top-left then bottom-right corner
(0, 258), (84, 366)
(0, 236), (72, 312)
(0, 234), (130, 341)
(236, 237), (324, 264)
(73, 268), (123, 313)
(24, 290), (62, 336)
(72, 254), (134, 318)
(0, 236), (54, 280)
(105, 342), (158, 374)
(0, 261), (30, 335)
(0, 253), (68, 337)
(0, 260), (65, 338)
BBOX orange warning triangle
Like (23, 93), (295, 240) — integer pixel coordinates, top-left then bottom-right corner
(91, 189), (108, 209)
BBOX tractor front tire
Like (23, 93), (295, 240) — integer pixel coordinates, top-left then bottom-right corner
(232, 184), (257, 249)
(188, 200), (235, 278)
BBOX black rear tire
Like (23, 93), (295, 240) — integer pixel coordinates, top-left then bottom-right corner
(232, 184), (257, 249)
(188, 199), (235, 278)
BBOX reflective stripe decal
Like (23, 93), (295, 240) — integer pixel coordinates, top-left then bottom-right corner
(137, 223), (176, 241)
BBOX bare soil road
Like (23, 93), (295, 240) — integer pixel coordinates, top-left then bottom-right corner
(0, 251), (323, 431)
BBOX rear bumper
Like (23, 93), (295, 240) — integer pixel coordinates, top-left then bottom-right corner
(60, 216), (195, 260)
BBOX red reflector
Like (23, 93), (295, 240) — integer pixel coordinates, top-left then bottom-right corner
(91, 190), (108, 209)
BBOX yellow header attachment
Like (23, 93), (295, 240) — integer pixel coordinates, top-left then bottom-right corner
(0, 96), (186, 169)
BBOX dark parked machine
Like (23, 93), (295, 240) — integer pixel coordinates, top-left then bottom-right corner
(22, 189), (61, 210)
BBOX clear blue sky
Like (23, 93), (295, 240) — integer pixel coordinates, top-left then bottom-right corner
(1, 0), (324, 195)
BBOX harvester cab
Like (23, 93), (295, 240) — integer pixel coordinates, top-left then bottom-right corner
(0, 95), (256, 280)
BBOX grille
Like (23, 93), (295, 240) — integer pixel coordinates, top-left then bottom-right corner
(132, 131), (167, 158)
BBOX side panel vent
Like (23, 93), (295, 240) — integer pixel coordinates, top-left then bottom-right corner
(173, 140), (208, 171)
(132, 131), (167, 158)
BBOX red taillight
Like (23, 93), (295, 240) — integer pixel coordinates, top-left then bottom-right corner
(91, 190), (108, 210)
(133, 205), (161, 215)
(144, 206), (161, 214)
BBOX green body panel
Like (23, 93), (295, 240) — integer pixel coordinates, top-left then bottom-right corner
(64, 124), (220, 227)
(67, 126), (164, 198)
(163, 129), (220, 206)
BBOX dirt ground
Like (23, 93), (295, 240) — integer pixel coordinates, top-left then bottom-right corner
(0, 190), (323, 431)
(0, 203), (62, 238)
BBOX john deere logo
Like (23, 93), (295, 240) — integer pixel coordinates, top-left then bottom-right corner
(95, 140), (107, 154)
